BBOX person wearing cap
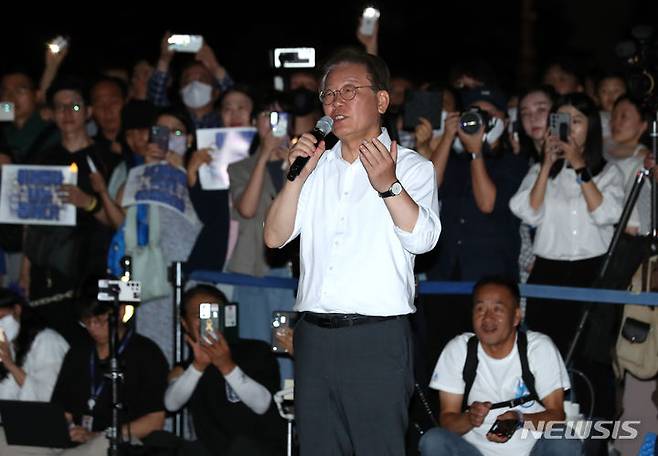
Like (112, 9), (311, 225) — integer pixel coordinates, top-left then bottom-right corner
(425, 87), (528, 353)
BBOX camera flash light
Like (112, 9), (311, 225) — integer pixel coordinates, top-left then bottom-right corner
(363, 7), (380, 19)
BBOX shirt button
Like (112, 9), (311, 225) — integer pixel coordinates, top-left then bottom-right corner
(572, 230), (578, 235)
(572, 210), (577, 215)
(460, 218), (465, 224)
(329, 266), (334, 271)
(344, 191), (349, 196)
(457, 240), (463, 246)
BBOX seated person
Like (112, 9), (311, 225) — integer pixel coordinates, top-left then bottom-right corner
(49, 285), (168, 455)
(165, 284), (285, 456)
(419, 277), (580, 456)
(0, 288), (70, 454)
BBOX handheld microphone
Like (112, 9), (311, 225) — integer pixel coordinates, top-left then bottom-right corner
(287, 116), (334, 181)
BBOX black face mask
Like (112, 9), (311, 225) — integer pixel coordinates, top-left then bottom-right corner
(288, 88), (320, 116)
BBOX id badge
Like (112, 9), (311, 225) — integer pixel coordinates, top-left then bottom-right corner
(81, 415), (94, 432)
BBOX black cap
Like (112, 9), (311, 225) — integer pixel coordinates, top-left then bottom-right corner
(461, 87), (507, 113)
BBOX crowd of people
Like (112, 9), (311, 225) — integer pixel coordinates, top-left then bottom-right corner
(0, 17), (656, 456)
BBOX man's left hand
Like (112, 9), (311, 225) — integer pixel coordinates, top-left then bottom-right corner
(359, 138), (398, 193)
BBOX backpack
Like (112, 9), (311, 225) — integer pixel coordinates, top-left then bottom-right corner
(461, 331), (543, 411)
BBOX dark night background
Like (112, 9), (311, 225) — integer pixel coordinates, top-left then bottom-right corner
(0, 0), (656, 94)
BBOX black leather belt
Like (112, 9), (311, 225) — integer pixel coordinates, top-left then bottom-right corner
(302, 312), (404, 329)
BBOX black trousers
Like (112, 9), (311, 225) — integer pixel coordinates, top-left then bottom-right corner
(294, 315), (414, 456)
(526, 256), (617, 420)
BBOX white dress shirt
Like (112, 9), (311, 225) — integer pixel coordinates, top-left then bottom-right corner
(0, 329), (69, 402)
(509, 161), (624, 261)
(283, 129), (441, 316)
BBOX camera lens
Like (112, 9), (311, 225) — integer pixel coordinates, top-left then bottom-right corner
(459, 111), (483, 135)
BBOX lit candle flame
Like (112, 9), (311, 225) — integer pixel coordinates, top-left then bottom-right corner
(69, 162), (78, 173)
(122, 305), (135, 323)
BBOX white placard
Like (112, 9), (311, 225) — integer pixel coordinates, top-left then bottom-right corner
(195, 127), (257, 190)
(121, 163), (199, 224)
(0, 164), (77, 226)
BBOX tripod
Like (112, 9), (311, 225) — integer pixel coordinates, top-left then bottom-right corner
(103, 283), (125, 456)
(565, 118), (658, 367)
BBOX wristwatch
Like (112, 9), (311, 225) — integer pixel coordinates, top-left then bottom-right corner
(379, 180), (403, 198)
(575, 166), (592, 184)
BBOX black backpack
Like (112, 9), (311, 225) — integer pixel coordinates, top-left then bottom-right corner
(461, 331), (544, 411)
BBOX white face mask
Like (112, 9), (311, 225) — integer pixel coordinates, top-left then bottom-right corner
(169, 134), (187, 156)
(484, 117), (505, 145)
(0, 313), (20, 342)
(180, 81), (213, 109)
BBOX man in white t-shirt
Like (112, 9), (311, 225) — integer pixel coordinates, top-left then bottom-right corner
(419, 277), (581, 456)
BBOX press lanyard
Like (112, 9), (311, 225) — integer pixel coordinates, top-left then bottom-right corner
(87, 329), (133, 412)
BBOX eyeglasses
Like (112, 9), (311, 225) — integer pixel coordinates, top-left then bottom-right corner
(54, 103), (83, 113)
(319, 84), (374, 105)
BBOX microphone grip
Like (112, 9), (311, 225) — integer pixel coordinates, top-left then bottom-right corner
(286, 129), (325, 182)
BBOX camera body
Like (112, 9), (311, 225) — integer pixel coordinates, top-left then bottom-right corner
(271, 311), (299, 353)
(549, 112), (571, 142)
(47, 36), (69, 55)
(97, 279), (141, 303)
(360, 7), (380, 36)
(459, 107), (493, 135)
(199, 302), (238, 344)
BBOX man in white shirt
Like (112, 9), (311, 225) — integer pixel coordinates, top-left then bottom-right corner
(264, 48), (441, 455)
(419, 277), (580, 456)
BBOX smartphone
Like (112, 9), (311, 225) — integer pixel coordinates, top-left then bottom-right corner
(47, 36), (69, 54)
(549, 112), (571, 142)
(272, 311), (299, 353)
(488, 419), (520, 439)
(270, 112), (290, 138)
(360, 7), (381, 36)
(272, 48), (316, 69)
(149, 125), (170, 152)
(167, 34), (204, 53)
(403, 91), (443, 132)
(0, 102), (15, 122)
(199, 302), (239, 344)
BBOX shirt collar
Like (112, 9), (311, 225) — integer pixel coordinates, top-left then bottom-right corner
(327, 127), (391, 162)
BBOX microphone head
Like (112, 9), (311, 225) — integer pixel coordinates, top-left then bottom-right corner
(315, 116), (334, 136)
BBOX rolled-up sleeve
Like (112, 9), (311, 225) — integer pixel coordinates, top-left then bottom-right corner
(589, 164), (624, 226)
(509, 164), (544, 226)
(394, 160), (441, 254)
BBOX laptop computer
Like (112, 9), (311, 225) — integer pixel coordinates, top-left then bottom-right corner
(0, 400), (73, 448)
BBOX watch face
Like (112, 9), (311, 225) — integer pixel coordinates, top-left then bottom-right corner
(391, 182), (402, 195)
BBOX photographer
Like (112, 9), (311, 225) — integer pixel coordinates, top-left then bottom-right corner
(47, 281), (168, 456)
(509, 93), (624, 421)
(148, 32), (233, 129)
(165, 285), (285, 456)
(419, 277), (579, 456)
(425, 88), (528, 351)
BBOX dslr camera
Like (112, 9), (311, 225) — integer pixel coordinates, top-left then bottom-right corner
(459, 107), (494, 135)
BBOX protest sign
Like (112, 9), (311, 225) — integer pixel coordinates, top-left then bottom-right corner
(195, 127), (256, 190)
(0, 164), (77, 226)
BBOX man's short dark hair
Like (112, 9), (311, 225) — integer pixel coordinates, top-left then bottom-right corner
(472, 276), (521, 308)
(91, 75), (129, 100)
(46, 76), (90, 107)
(1, 68), (37, 90)
(181, 284), (229, 317)
(320, 47), (390, 92)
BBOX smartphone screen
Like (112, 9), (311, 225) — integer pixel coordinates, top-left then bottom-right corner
(149, 125), (170, 153)
(488, 419), (519, 439)
(0, 102), (15, 122)
(270, 112), (290, 138)
(403, 91), (443, 132)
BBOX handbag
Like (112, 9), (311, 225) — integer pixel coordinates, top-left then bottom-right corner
(124, 205), (170, 301)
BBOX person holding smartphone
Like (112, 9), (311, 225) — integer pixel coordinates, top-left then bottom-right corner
(164, 285), (285, 455)
(509, 93), (624, 421)
(419, 277), (578, 456)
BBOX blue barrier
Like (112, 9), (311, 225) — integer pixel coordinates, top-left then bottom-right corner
(189, 270), (658, 307)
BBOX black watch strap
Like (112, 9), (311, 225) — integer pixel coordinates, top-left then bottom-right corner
(575, 166), (592, 184)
